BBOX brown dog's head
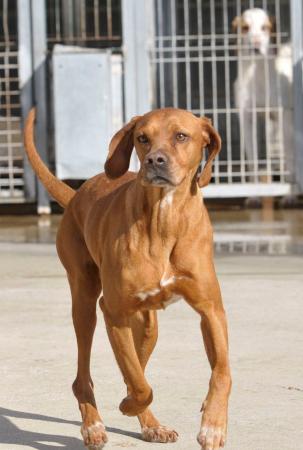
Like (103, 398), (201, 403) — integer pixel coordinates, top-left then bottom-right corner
(105, 108), (221, 188)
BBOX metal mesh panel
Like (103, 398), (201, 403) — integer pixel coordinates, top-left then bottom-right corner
(0, 0), (24, 202)
(46, 0), (122, 49)
(151, 0), (293, 194)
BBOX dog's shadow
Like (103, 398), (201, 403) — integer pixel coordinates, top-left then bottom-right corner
(0, 407), (142, 449)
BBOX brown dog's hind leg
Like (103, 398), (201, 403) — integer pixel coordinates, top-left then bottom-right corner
(70, 269), (108, 449)
(57, 219), (107, 449)
(130, 311), (178, 443)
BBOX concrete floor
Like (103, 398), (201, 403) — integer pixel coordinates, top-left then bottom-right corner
(0, 213), (303, 449)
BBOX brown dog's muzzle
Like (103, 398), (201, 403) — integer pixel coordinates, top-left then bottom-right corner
(143, 150), (173, 186)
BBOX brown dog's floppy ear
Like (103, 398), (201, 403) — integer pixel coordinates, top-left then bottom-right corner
(198, 118), (221, 188)
(105, 116), (140, 179)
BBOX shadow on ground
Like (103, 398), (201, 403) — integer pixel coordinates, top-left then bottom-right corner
(0, 407), (142, 450)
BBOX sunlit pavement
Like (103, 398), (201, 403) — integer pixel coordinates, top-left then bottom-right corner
(0, 210), (302, 449)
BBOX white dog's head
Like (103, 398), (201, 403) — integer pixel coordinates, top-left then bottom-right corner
(232, 8), (273, 56)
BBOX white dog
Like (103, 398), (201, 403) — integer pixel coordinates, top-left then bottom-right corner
(232, 8), (293, 184)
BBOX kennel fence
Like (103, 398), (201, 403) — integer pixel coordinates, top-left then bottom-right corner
(150, 0), (298, 197)
(0, 0), (302, 205)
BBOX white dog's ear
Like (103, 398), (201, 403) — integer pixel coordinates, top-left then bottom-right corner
(232, 15), (242, 32)
(268, 16), (276, 42)
(198, 118), (221, 188)
(266, 15), (276, 48)
(269, 16), (275, 32)
(105, 116), (141, 179)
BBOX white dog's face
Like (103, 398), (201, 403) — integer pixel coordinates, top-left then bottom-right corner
(233, 8), (273, 56)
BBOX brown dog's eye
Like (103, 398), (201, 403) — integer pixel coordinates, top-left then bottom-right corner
(137, 134), (149, 144)
(176, 132), (187, 142)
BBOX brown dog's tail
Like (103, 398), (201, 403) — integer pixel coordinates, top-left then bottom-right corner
(24, 108), (75, 208)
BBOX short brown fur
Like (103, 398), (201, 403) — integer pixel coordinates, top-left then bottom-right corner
(24, 107), (231, 450)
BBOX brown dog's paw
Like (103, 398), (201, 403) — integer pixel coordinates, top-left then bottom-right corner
(81, 421), (108, 449)
(197, 425), (226, 449)
(119, 390), (153, 416)
(142, 425), (179, 443)
(197, 399), (228, 450)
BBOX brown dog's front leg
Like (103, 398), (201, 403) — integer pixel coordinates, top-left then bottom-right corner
(130, 311), (179, 443)
(102, 308), (153, 417)
(198, 308), (231, 449)
(184, 277), (232, 450)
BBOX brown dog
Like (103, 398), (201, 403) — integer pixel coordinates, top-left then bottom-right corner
(24, 107), (231, 450)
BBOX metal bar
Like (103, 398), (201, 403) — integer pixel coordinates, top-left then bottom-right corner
(62, 0), (74, 42)
(17, 0), (36, 201)
(209, 0), (219, 183)
(122, 0), (139, 120)
(196, 0), (204, 114)
(31, 0), (50, 213)
(160, 0), (173, 107)
(94, 0), (100, 38)
(157, 106), (283, 114)
(80, 0), (87, 40)
(291, 0), (303, 192)
(107, 0), (113, 39)
(203, 182), (291, 198)
(54, 0), (61, 41)
(154, 32), (289, 41)
(122, 0), (153, 121)
(151, 43), (284, 53)
(171, 0), (178, 107)
(236, 0), (246, 183)
(222, 0), (232, 183)
(47, 35), (121, 44)
(183, 0), (191, 110)
(127, 54), (280, 63)
(251, 51), (258, 183)
(274, 0), (285, 183)
(156, 0), (165, 107)
(74, 0), (86, 43)
(264, 45), (271, 182)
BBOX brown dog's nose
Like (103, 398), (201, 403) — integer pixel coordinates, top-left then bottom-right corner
(145, 151), (168, 168)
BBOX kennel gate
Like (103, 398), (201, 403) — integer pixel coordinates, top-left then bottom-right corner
(1, 0), (124, 206)
(0, 0), (24, 202)
(147, 0), (303, 197)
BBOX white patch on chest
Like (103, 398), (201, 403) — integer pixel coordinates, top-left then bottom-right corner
(160, 275), (177, 287)
(136, 274), (184, 304)
(136, 288), (161, 301)
(160, 189), (174, 209)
